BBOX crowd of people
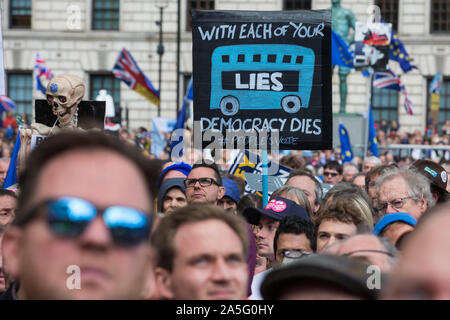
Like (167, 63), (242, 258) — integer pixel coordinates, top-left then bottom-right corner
(0, 117), (448, 300)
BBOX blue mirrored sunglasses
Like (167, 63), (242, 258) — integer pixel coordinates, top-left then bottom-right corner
(40, 197), (152, 247)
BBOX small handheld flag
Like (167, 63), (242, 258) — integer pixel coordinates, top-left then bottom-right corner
(0, 95), (15, 113)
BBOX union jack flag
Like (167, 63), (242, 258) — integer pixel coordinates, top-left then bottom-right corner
(35, 53), (53, 79)
(373, 69), (414, 115)
(35, 53), (54, 94)
(0, 95), (15, 113)
(112, 48), (160, 107)
(373, 69), (402, 90)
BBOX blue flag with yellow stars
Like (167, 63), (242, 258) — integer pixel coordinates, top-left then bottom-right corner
(332, 30), (354, 68)
(368, 106), (379, 157)
(389, 33), (417, 73)
(3, 130), (21, 188)
(339, 122), (353, 163)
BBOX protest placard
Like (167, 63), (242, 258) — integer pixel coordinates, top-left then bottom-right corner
(192, 10), (332, 151)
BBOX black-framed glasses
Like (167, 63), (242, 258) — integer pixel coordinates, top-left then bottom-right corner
(341, 249), (395, 258)
(185, 178), (220, 188)
(28, 197), (152, 247)
(323, 171), (339, 177)
(377, 196), (414, 214)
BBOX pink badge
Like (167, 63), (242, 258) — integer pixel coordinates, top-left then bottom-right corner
(265, 199), (287, 212)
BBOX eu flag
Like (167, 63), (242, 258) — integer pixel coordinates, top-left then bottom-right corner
(3, 130), (21, 188)
(389, 33), (417, 73)
(166, 77), (193, 160)
(332, 30), (354, 68)
(339, 122), (353, 163)
(368, 106), (379, 157)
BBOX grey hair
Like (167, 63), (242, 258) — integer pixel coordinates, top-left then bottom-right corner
(364, 156), (382, 166)
(271, 185), (313, 218)
(376, 167), (435, 209)
(378, 236), (398, 268)
(343, 162), (359, 174)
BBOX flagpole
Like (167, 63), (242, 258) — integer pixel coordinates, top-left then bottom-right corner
(364, 69), (374, 160)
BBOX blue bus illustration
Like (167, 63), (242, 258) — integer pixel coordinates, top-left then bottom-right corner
(210, 44), (315, 116)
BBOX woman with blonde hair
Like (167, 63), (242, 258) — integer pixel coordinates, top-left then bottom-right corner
(270, 185), (313, 219)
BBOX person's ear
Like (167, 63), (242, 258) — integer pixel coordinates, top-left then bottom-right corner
(217, 186), (226, 200)
(140, 248), (161, 300)
(314, 203), (320, 213)
(419, 196), (428, 212)
(1, 226), (23, 280)
(154, 267), (175, 300)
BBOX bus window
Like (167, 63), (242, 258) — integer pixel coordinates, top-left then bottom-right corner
(210, 44), (315, 116)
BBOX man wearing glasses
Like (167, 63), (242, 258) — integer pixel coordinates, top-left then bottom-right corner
(1, 131), (159, 299)
(376, 167), (434, 221)
(184, 163), (225, 205)
(273, 216), (315, 267)
(322, 161), (343, 185)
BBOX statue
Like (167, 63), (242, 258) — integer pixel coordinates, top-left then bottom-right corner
(331, 0), (356, 113)
(19, 74), (85, 173)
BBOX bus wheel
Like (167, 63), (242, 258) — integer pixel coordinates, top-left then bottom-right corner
(281, 95), (302, 113)
(220, 96), (239, 116)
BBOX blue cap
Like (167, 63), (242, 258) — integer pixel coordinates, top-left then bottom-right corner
(222, 178), (240, 204)
(243, 196), (310, 225)
(158, 162), (192, 186)
(373, 213), (417, 236)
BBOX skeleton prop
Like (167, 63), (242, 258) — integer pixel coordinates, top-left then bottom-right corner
(18, 74), (86, 173)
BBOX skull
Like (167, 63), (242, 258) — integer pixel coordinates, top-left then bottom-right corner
(46, 74), (85, 128)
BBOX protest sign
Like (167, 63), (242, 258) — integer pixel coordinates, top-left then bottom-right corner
(228, 150), (291, 196)
(192, 10), (332, 151)
(30, 134), (47, 151)
(354, 22), (391, 71)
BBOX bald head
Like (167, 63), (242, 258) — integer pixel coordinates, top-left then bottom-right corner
(383, 203), (450, 299)
(324, 234), (396, 273)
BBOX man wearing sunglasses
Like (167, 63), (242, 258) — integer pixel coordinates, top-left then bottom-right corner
(185, 162), (225, 205)
(322, 161), (343, 185)
(2, 131), (160, 300)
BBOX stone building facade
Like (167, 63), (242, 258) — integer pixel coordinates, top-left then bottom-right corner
(2, 0), (449, 134)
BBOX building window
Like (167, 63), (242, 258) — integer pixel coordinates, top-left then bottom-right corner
(375, 0), (398, 33)
(187, 0), (214, 31)
(9, 0), (32, 29)
(283, 0), (311, 10)
(90, 73), (121, 123)
(372, 88), (399, 125)
(7, 72), (33, 122)
(427, 79), (450, 133)
(92, 0), (120, 30)
(431, 0), (450, 33)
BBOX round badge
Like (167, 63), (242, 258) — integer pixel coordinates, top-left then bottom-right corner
(441, 171), (447, 184)
(50, 83), (58, 93)
(265, 200), (275, 210)
(271, 200), (287, 212)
